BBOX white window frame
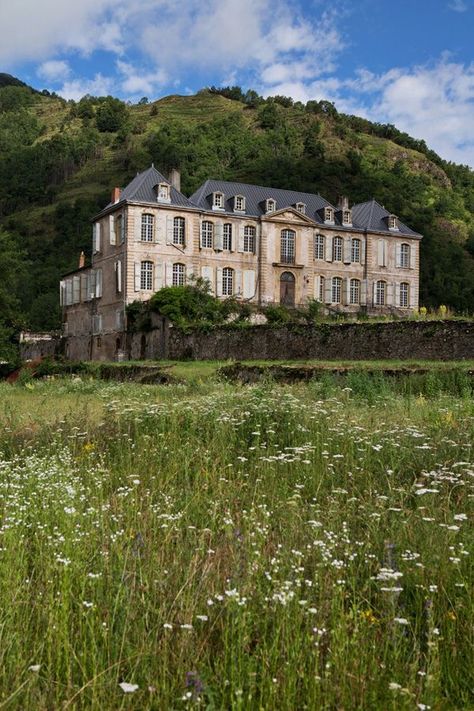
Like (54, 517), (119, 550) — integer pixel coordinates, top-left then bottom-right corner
(295, 202), (306, 214)
(351, 238), (361, 263)
(157, 183), (170, 202)
(223, 223), (232, 251)
(350, 278), (360, 305)
(243, 225), (255, 253)
(213, 192), (224, 210)
(343, 210), (352, 226)
(222, 267), (234, 296)
(266, 198), (276, 213)
(201, 221), (214, 249)
(314, 234), (325, 260)
(172, 263), (186, 286)
(318, 275), (325, 302)
(388, 214), (398, 230)
(281, 229), (295, 264)
(331, 276), (342, 304)
(324, 207), (334, 223)
(400, 243), (410, 268)
(141, 213), (154, 242)
(333, 236), (343, 262)
(375, 280), (386, 306)
(400, 282), (409, 308)
(234, 195), (246, 212)
(140, 261), (153, 291)
(173, 216), (185, 246)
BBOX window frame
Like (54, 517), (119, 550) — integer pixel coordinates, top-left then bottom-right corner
(223, 223), (232, 251)
(331, 276), (342, 304)
(157, 183), (170, 201)
(400, 243), (410, 268)
(318, 275), (325, 302)
(351, 238), (361, 263)
(213, 192), (224, 210)
(234, 195), (246, 212)
(173, 216), (185, 246)
(172, 262), (186, 287)
(388, 214), (398, 230)
(140, 260), (153, 291)
(399, 281), (409, 308)
(201, 221), (214, 249)
(280, 228), (296, 264)
(333, 236), (343, 262)
(350, 278), (360, 305)
(243, 225), (256, 253)
(342, 209), (352, 226)
(222, 267), (234, 296)
(375, 280), (386, 306)
(314, 234), (325, 260)
(295, 202), (306, 214)
(141, 213), (154, 242)
(266, 198), (276, 214)
(324, 207), (334, 223)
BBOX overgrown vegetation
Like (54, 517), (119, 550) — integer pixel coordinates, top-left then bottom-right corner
(1, 81), (474, 334)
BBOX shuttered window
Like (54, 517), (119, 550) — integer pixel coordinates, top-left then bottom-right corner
(351, 239), (361, 263)
(173, 217), (185, 246)
(400, 282), (409, 307)
(172, 263), (186, 286)
(223, 223), (232, 250)
(201, 221), (213, 248)
(314, 234), (325, 260)
(333, 237), (343, 262)
(400, 243), (410, 268)
(140, 261), (153, 290)
(243, 226), (256, 253)
(350, 278), (360, 304)
(332, 276), (342, 303)
(222, 267), (234, 296)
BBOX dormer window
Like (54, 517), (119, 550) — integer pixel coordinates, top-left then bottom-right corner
(342, 209), (352, 226)
(324, 207), (334, 223)
(234, 195), (246, 212)
(388, 214), (398, 230)
(157, 183), (170, 202)
(212, 192), (224, 210)
(266, 198), (276, 213)
(295, 202), (306, 214)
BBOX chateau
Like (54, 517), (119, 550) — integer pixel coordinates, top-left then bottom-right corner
(61, 166), (421, 360)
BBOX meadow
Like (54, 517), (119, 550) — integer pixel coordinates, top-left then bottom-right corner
(0, 369), (472, 709)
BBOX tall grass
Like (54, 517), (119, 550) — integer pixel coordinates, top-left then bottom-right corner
(0, 378), (472, 709)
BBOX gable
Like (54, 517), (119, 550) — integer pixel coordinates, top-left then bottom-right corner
(263, 207), (316, 225)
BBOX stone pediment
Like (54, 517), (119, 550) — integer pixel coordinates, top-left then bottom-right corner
(262, 207), (316, 225)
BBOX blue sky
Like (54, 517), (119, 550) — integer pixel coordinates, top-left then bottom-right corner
(1, 0), (473, 166)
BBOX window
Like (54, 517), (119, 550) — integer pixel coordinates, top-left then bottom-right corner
(332, 276), (342, 304)
(223, 223), (232, 251)
(201, 221), (213, 249)
(213, 192), (224, 209)
(243, 225), (256, 252)
(388, 215), (398, 230)
(375, 280), (386, 306)
(281, 229), (295, 263)
(116, 214), (125, 245)
(266, 198), (276, 213)
(318, 276), (325, 302)
(351, 238), (361, 263)
(333, 236), (343, 262)
(141, 213), (154, 242)
(222, 267), (234, 296)
(140, 261), (153, 290)
(157, 183), (170, 201)
(172, 263), (186, 286)
(234, 195), (245, 212)
(350, 278), (360, 305)
(324, 207), (334, 223)
(400, 243), (410, 268)
(314, 234), (325, 260)
(173, 217), (185, 246)
(400, 282), (409, 307)
(295, 202), (306, 214)
(343, 210), (352, 225)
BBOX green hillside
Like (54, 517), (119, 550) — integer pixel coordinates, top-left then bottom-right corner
(0, 83), (473, 331)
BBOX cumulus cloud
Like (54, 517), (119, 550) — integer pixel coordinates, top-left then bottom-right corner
(57, 73), (115, 101)
(448, 0), (468, 12)
(37, 60), (71, 83)
(116, 60), (167, 98)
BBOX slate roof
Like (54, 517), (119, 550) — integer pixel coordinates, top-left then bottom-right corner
(101, 166), (194, 212)
(351, 199), (421, 237)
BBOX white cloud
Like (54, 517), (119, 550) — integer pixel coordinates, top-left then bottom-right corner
(448, 0), (468, 12)
(58, 73), (115, 101)
(37, 60), (71, 83)
(116, 60), (167, 98)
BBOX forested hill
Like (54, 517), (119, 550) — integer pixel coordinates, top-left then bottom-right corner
(0, 81), (473, 330)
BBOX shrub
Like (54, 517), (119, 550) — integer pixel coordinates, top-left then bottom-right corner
(264, 305), (292, 325)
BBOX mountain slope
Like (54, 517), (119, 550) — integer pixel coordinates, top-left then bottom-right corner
(0, 83), (473, 329)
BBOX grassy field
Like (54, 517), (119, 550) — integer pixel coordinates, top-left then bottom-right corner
(0, 373), (472, 709)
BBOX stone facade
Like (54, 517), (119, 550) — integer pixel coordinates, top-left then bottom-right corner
(61, 166), (422, 361)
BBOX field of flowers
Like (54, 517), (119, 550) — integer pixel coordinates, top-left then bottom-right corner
(0, 375), (472, 709)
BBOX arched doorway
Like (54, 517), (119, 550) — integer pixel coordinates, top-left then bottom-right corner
(280, 271), (296, 306)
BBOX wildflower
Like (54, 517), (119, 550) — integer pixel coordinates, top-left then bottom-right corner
(28, 664), (41, 672)
(394, 617), (409, 625)
(119, 682), (139, 693)
(163, 623), (173, 629)
(196, 615), (208, 622)
(389, 682), (402, 690)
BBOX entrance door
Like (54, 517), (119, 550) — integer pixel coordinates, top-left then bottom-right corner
(280, 271), (296, 306)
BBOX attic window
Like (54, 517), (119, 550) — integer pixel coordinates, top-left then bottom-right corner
(324, 207), (334, 223)
(342, 209), (352, 225)
(157, 183), (170, 202)
(266, 198), (276, 213)
(212, 192), (224, 210)
(388, 214), (398, 230)
(234, 195), (246, 212)
(295, 202), (306, 214)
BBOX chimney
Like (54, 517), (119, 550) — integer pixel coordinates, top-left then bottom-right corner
(337, 195), (349, 210)
(168, 168), (181, 193)
(79, 251), (85, 268)
(111, 187), (121, 203)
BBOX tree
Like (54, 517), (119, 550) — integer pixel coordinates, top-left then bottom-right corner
(0, 229), (26, 364)
(95, 97), (129, 132)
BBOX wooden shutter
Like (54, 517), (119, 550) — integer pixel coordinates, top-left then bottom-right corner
(343, 277), (350, 305)
(343, 238), (351, 264)
(109, 215), (116, 245)
(395, 282), (400, 307)
(372, 281), (377, 305)
(116, 260), (122, 293)
(166, 215), (173, 244)
(93, 222), (101, 253)
(80, 275), (87, 302)
(215, 223), (224, 251)
(134, 262), (141, 291)
(154, 262), (163, 291)
(235, 269), (243, 296)
(253, 225), (259, 254)
(377, 239), (386, 267)
(325, 236), (333, 262)
(201, 266), (213, 292)
(216, 267), (223, 296)
(155, 214), (164, 244)
(134, 212), (141, 242)
(95, 269), (103, 298)
(238, 225), (245, 252)
(314, 276), (320, 300)
(165, 262), (173, 287)
(360, 239), (366, 265)
(410, 244), (416, 270)
(410, 283), (417, 309)
(387, 282), (394, 306)
(395, 244), (401, 268)
(89, 271), (96, 299)
(243, 270), (256, 299)
(324, 280), (332, 304)
(360, 279), (367, 306)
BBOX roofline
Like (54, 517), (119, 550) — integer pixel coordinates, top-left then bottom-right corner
(91, 199), (200, 221)
(61, 264), (91, 278)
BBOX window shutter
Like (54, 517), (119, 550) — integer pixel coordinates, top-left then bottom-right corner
(235, 269), (243, 296)
(253, 226), (259, 255)
(343, 238), (351, 264)
(238, 225), (245, 253)
(324, 280), (332, 304)
(360, 279), (367, 306)
(215, 223), (224, 251)
(59, 280), (65, 306)
(201, 266), (214, 293)
(325, 236), (333, 262)
(165, 262), (173, 287)
(410, 284), (417, 309)
(93, 223), (101, 253)
(216, 267), (223, 296)
(395, 282), (400, 306)
(360, 239), (366, 265)
(372, 281), (377, 305)
(155, 214), (164, 244)
(343, 277), (350, 305)
(95, 269), (103, 298)
(387, 282), (394, 306)
(116, 310), (124, 330)
(166, 215), (173, 244)
(410, 245), (416, 270)
(72, 276), (80, 304)
(89, 271), (96, 300)
(378, 239), (385, 267)
(134, 262), (141, 291)
(134, 212), (141, 242)
(116, 260), (122, 293)
(81, 275), (88, 302)
(154, 262), (163, 291)
(109, 215), (116, 245)
(243, 270), (256, 299)
(395, 244), (401, 268)
(314, 276), (320, 300)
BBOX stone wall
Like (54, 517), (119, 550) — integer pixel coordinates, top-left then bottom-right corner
(167, 320), (474, 361)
